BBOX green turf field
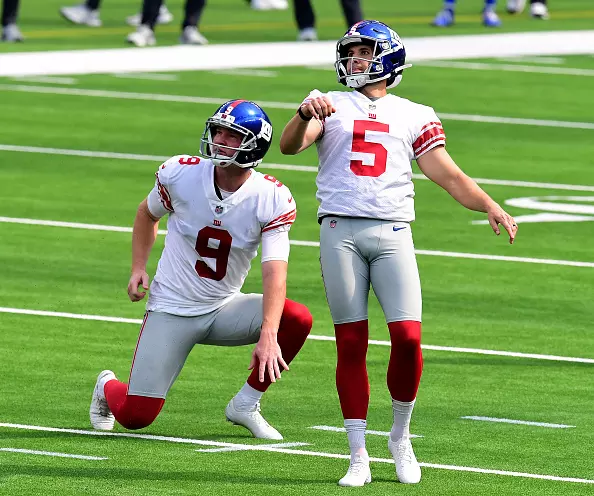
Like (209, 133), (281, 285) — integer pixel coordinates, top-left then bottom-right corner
(1, 2), (594, 494)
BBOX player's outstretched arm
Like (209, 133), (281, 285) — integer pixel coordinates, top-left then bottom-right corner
(249, 260), (289, 383)
(417, 146), (518, 244)
(128, 199), (161, 301)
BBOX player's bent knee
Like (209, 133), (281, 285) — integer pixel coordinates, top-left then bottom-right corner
(117, 395), (165, 430)
(283, 299), (313, 334)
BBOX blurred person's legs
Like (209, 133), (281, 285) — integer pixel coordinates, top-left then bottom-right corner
(127, 2), (173, 27)
(60, 0), (102, 27)
(127, 0), (161, 46)
(482, 0), (501, 27)
(339, 0), (362, 27)
(180, 0), (208, 44)
(432, 0), (501, 27)
(530, 0), (548, 19)
(1, 0), (23, 42)
(294, 0), (316, 40)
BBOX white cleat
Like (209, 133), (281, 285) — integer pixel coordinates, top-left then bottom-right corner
(225, 398), (283, 440)
(1, 24), (24, 42)
(530, 2), (550, 19)
(338, 451), (371, 487)
(126, 5), (174, 27)
(506, 0), (526, 14)
(388, 436), (421, 484)
(90, 370), (116, 431)
(59, 4), (102, 27)
(179, 26), (208, 45)
(126, 25), (156, 47)
(251, 0), (288, 10)
(297, 27), (318, 41)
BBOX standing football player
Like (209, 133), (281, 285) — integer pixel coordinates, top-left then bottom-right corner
(280, 20), (517, 486)
(89, 100), (312, 440)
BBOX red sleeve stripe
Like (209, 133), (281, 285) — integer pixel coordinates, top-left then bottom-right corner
(262, 220), (295, 233)
(413, 123), (446, 156)
(262, 209), (296, 232)
(155, 172), (174, 212)
(414, 135), (446, 157)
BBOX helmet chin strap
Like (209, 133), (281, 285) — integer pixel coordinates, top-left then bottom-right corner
(346, 73), (370, 88)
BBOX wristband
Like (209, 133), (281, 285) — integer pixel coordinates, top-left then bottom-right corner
(297, 106), (313, 121)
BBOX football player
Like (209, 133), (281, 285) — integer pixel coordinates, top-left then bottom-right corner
(90, 100), (312, 440)
(280, 20), (517, 486)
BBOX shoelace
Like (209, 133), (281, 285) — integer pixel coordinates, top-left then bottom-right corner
(348, 460), (368, 476)
(395, 441), (414, 464)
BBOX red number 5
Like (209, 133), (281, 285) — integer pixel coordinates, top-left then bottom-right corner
(350, 120), (390, 177)
(195, 227), (232, 281)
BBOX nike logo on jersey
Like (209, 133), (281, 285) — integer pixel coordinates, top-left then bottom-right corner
(393, 226), (406, 232)
(288, 197), (293, 203)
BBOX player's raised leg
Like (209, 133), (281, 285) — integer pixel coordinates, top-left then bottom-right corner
(207, 294), (312, 440)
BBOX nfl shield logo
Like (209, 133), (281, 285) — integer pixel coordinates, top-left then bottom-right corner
(215, 205), (224, 214)
(330, 219), (337, 228)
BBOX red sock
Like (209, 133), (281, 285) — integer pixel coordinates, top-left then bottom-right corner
(386, 321), (423, 402)
(335, 320), (369, 419)
(247, 299), (313, 392)
(104, 380), (165, 430)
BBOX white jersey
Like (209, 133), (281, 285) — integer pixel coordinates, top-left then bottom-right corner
(145, 155), (296, 316)
(314, 90), (446, 222)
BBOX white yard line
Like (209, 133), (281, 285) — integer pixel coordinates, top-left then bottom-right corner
(196, 442), (309, 453)
(0, 423), (591, 484)
(0, 31), (593, 77)
(11, 76), (78, 85)
(1, 307), (593, 364)
(210, 69), (278, 78)
(112, 72), (179, 81)
(2, 215), (594, 269)
(497, 56), (566, 64)
(0, 447), (107, 460)
(460, 416), (575, 428)
(418, 61), (594, 77)
(3, 144), (594, 192)
(0, 85), (593, 130)
(310, 425), (423, 438)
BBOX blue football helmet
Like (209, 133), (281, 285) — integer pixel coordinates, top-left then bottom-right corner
(200, 100), (273, 168)
(335, 20), (412, 89)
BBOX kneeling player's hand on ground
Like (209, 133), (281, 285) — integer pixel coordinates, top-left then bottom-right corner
(487, 205), (518, 244)
(128, 270), (150, 301)
(249, 332), (289, 383)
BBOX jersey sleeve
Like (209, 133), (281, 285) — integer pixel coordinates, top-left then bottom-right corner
(411, 106), (446, 159)
(261, 229), (290, 263)
(261, 180), (297, 235)
(146, 155), (194, 218)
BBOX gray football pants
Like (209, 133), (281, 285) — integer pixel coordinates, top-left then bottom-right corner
(128, 293), (263, 398)
(319, 217), (422, 325)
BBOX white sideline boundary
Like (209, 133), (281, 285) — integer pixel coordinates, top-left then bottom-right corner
(418, 61), (594, 77)
(460, 416), (575, 428)
(0, 31), (593, 77)
(0, 423), (592, 484)
(2, 215), (594, 268)
(1, 86), (593, 130)
(0, 447), (107, 460)
(0, 307), (593, 364)
(3, 144), (594, 192)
